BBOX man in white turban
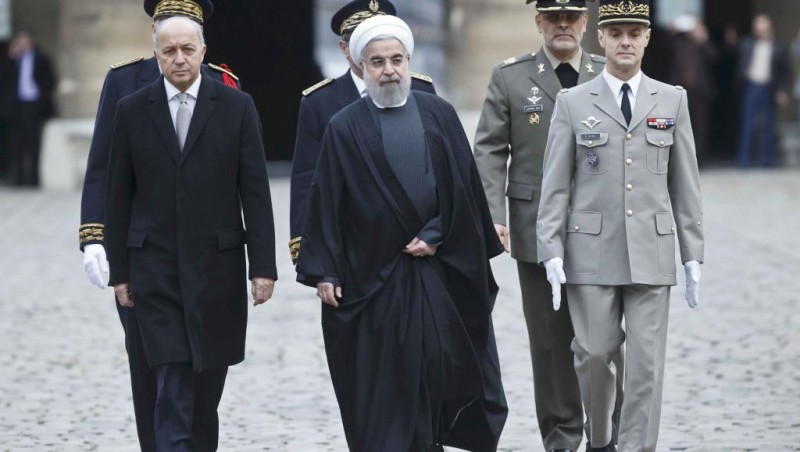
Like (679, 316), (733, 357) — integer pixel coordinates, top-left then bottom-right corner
(297, 15), (508, 452)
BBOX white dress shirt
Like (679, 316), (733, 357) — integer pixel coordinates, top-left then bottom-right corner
(164, 74), (202, 130)
(17, 50), (40, 102)
(602, 68), (642, 109)
(747, 41), (773, 84)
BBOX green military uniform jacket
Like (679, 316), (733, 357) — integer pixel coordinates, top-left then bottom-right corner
(536, 74), (704, 285)
(474, 49), (605, 262)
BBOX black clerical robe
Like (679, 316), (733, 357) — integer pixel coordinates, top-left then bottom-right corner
(297, 92), (508, 452)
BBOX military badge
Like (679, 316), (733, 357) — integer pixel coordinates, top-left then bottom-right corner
(530, 113), (541, 125)
(527, 87), (542, 105)
(587, 150), (598, 167)
(647, 118), (675, 129)
(524, 105), (544, 113)
(538, 63), (546, 74)
(581, 116), (602, 129)
(585, 63), (595, 74)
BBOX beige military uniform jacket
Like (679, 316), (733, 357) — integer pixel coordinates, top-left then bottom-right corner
(474, 49), (605, 263)
(537, 73), (704, 286)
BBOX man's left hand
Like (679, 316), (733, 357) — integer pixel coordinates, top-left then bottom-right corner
(684, 261), (701, 309)
(251, 277), (275, 306)
(403, 237), (437, 257)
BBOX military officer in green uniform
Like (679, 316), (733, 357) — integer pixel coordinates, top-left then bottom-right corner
(537, 1), (704, 450)
(473, 1), (620, 451)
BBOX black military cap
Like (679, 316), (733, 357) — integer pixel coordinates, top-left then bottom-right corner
(144, 0), (213, 24)
(597, 0), (651, 26)
(331, 0), (397, 36)
(526, 0), (594, 11)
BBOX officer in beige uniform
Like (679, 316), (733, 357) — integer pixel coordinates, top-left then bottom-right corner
(474, 2), (623, 451)
(536, 1), (703, 451)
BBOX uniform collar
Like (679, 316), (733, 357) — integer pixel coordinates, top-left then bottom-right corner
(350, 70), (367, 97)
(601, 68), (642, 97)
(543, 47), (583, 73)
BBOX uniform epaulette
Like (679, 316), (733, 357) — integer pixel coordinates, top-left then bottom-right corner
(501, 52), (536, 68)
(302, 77), (335, 96)
(110, 57), (144, 70)
(675, 85), (684, 90)
(410, 72), (433, 84)
(208, 63), (239, 81)
(589, 53), (607, 63)
(560, 88), (569, 93)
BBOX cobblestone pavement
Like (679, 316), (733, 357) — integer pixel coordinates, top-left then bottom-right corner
(1, 168), (799, 451)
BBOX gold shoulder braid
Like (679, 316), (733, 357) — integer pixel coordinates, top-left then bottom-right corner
(302, 77), (335, 96)
(410, 72), (433, 84)
(110, 57), (144, 70)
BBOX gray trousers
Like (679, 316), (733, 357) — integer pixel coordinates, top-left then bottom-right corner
(517, 262), (623, 451)
(567, 284), (670, 452)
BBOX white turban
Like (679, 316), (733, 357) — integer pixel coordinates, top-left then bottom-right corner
(348, 15), (414, 65)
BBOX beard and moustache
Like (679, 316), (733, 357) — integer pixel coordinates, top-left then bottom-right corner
(363, 70), (412, 108)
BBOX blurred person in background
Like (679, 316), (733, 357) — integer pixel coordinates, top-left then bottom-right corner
(791, 27), (800, 120)
(736, 14), (790, 167)
(0, 29), (56, 187)
(667, 15), (717, 166)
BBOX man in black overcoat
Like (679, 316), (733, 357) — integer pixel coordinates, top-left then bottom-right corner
(288, 0), (437, 264)
(78, 2), (241, 449)
(297, 15), (507, 452)
(105, 15), (276, 451)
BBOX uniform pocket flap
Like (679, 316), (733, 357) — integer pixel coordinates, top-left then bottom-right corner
(506, 182), (535, 200)
(126, 229), (147, 248)
(655, 212), (675, 235)
(576, 132), (609, 148)
(567, 211), (602, 235)
(646, 131), (674, 148)
(217, 228), (246, 250)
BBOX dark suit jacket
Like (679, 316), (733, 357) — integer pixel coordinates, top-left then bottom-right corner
(737, 37), (790, 94)
(0, 47), (57, 120)
(288, 70), (436, 262)
(79, 57), (241, 250)
(105, 76), (276, 371)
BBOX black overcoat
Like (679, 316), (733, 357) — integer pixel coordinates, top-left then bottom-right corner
(298, 92), (507, 451)
(105, 76), (276, 372)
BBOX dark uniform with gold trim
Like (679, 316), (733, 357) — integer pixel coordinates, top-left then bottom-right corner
(78, 1), (240, 451)
(289, 0), (436, 264)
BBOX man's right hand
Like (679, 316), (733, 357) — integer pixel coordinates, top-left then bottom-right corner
(544, 257), (566, 311)
(84, 244), (109, 289)
(494, 224), (509, 253)
(114, 283), (133, 308)
(317, 282), (342, 308)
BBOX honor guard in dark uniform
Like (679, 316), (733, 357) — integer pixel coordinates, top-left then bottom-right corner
(288, 0), (437, 265)
(78, 1), (240, 450)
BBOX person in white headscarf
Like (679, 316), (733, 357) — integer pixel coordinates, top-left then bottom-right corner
(297, 14), (508, 452)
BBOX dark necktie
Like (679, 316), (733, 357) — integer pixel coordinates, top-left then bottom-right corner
(621, 83), (632, 126)
(555, 63), (579, 89)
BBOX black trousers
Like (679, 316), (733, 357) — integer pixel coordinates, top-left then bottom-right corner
(154, 363), (228, 452)
(8, 101), (44, 186)
(117, 304), (157, 452)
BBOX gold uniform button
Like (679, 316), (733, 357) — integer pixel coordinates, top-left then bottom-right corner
(588, 140), (594, 146)
(574, 225), (580, 231)
(626, 209), (634, 217)
(626, 158), (633, 165)
(626, 184), (633, 191)
(671, 226), (676, 233)
(626, 133), (633, 140)
(660, 140), (665, 146)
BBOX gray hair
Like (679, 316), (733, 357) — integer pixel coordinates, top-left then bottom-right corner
(358, 35), (407, 64)
(152, 16), (205, 50)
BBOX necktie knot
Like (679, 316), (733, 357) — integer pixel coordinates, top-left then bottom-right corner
(621, 82), (631, 94)
(177, 92), (189, 104)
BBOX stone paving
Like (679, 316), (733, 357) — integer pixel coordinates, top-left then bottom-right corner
(1, 168), (799, 451)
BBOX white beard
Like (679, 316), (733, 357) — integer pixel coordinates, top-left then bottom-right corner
(364, 72), (412, 108)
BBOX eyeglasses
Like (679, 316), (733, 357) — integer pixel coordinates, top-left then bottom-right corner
(367, 56), (406, 70)
(542, 12), (584, 24)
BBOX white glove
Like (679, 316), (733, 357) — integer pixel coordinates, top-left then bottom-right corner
(544, 257), (566, 310)
(684, 260), (701, 309)
(84, 244), (109, 289)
